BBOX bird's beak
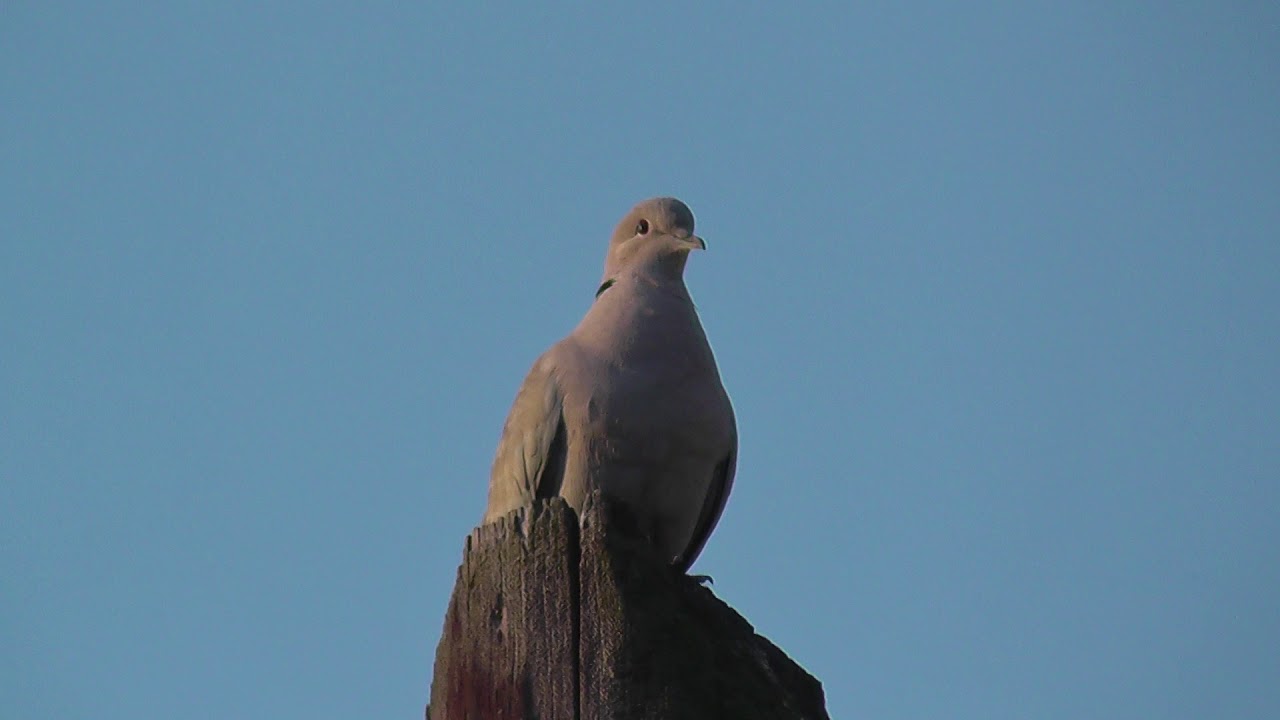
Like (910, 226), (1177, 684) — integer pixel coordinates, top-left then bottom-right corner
(680, 235), (707, 251)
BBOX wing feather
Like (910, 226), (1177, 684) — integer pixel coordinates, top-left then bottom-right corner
(482, 353), (567, 523)
(673, 414), (738, 573)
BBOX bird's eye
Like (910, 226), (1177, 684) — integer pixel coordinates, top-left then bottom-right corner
(635, 219), (650, 235)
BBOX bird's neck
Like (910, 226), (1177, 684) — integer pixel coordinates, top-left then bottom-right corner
(602, 250), (689, 286)
(576, 274), (706, 365)
(596, 270), (693, 307)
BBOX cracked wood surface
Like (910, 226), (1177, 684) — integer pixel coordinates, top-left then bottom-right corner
(428, 497), (828, 720)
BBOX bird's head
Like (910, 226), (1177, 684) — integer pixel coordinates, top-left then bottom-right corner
(601, 197), (705, 285)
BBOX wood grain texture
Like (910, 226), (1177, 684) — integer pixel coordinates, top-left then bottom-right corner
(428, 500), (579, 720)
(428, 495), (828, 719)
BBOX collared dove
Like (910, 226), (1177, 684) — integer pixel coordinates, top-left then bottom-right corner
(483, 197), (737, 573)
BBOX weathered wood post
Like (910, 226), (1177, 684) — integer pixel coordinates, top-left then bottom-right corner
(427, 496), (829, 719)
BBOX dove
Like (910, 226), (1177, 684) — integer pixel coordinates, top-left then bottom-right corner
(482, 197), (737, 573)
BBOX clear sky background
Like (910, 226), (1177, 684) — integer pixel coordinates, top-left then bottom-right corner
(3, 3), (1277, 719)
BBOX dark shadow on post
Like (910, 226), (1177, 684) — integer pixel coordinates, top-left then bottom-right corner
(428, 496), (829, 720)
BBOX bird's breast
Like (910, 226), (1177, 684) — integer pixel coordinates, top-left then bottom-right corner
(569, 356), (730, 471)
(561, 285), (733, 472)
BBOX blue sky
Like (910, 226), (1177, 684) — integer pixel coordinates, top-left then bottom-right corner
(3, 3), (1277, 718)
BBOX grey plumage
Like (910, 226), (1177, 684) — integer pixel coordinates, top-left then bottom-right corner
(483, 197), (736, 573)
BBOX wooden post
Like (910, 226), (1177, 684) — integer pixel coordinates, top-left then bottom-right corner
(428, 496), (829, 719)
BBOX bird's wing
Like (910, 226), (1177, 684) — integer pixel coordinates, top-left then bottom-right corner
(482, 352), (567, 523)
(673, 410), (738, 573)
